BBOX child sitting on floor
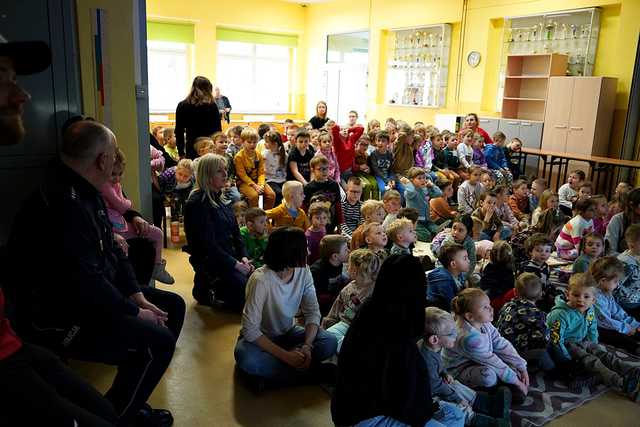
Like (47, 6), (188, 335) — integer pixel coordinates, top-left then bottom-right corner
(558, 169), (585, 215)
(547, 273), (640, 399)
(457, 129), (474, 171)
(529, 178), (547, 211)
(387, 218), (417, 256)
(211, 132), (242, 203)
(240, 208), (268, 268)
(381, 189), (402, 230)
(369, 130), (396, 196)
(520, 233), (557, 312)
(427, 243), (470, 311)
(473, 192), (508, 242)
(287, 128), (315, 185)
(352, 136), (378, 200)
(573, 233), (605, 273)
(480, 172), (495, 193)
(315, 131), (341, 183)
(225, 125), (244, 158)
(531, 189), (558, 227)
(361, 222), (388, 258)
(310, 235), (351, 315)
(616, 224), (640, 315)
(265, 181), (309, 229)
(350, 200), (386, 250)
(330, 120), (364, 186)
(304, 155), (344, 234)
(508, 180), (530, 222)
(478, 240), (516, 311)
(494, 185), (520, 235)
(555, 198), (596, 260)
(430, 180), (457, 225)
(234, 127), (275, 209)
(496, 273), (554, 372)
(404, 167), (442, 242)
(163, 127), (179, 162)
(444, 288), (529, 404)
(233, 201), (248, 228)
(102, 148), (174, 284)
(471, 134), (488, 169)
(323, 249), (381, 353)
(340, 176), (364, 238)
(457, 166), (483, 215)
(262, 130), (288, 207)
(432, 215), (478, 279)
(484, 131), (512, 187)
(591, 194), (609, 236)
(306, 202), (330, 264)
(420, 307), (512, 427)
(591, 257), (640, 356)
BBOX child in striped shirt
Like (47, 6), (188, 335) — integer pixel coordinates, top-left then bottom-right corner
(340, 176), (364, 238)
(555, 198), (596, 260)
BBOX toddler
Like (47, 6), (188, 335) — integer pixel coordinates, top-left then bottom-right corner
(387, 218), (417, 256)
(434, 215), (478, 275)
(457, 167), (483, 215)
(420, 307), (512, 427)
(404, 167), (442, 242)
(350, 200), (386, 250)
(240, 208), (268, 268)
(315, 132), (341, 182)
(323, 249), (381, 352)
(529, 178), (547, 211)
(427, 243), (470, 311)
(531, 189), (558, 227)
(508, 180), (530, 222)
(234, 127), (275, 209)
(210, 132), (242, 202)
(156, 158), (194, 219)
(573, 233), (604, 273)
(340, 176), (364, 238)
(265, 180), (308, 229)
(306, 202), (330, 264)
(194, 136), (214, 157)
(557, 169), (585, 215)
(457, 129), (474, 170)
(547, 273), (640, 399)
(430, 180), (457, 225)
(102, 148), (174, 284)
(310, 235), (351, 315)
(480, 173), (495, 192)
(555, 198), (596, 260)
(444, 288), (529, 404)
(520, 233), (557, 312)
(591, 194), (609, 236)
(472, 192), (507, 242)
(496, 273), (555, 372)
(471, 134), (487, 169)
(478, 241), (516, 311)
(233, 200), (248, 227)
(304, 155), (344, 234)
(493, 185), (519, 235)
(616, 224), (640, 314)
(591, 257), (640, 355)
(262, 130), (287, 206)
(287, 128), (315, 185)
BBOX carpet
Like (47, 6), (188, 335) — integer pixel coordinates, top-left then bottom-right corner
(510, 346), (640, 427)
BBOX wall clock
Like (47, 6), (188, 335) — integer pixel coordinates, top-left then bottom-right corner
(467, 51), (481, 68)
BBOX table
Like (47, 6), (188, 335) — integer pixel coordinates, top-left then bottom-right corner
(517, 148), (640, 196)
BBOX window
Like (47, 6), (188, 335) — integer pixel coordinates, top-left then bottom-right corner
(216, 29), (297, 114)
(147, 41), (190, 113)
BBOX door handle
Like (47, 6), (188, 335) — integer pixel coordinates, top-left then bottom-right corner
(570, 126), (583, 131)
(554, 125), (567, 129)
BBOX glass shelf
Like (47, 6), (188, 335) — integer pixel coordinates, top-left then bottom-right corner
(497, 7), (600, 111)
(385, 24), (452, 108)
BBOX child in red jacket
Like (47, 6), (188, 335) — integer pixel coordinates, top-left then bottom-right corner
(331, 116), (364, 187)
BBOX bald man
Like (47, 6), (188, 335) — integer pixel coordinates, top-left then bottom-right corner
(8, 119), (185, 426)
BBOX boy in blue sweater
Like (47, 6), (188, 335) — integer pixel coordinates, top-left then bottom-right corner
(403, 167), (442, 242)
(427, 243), (470, 311)
(484, 131), (513, 187)
(591, 257), (640, 355)
(547, 273), (640, 398)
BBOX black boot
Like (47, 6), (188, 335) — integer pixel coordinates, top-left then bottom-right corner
(473, 386), (511, 418)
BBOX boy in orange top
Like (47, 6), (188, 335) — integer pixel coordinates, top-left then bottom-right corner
(265, 180), (309, 229)
(430, 180), (457, 224)
(350, 199), (386, 250)
(234, 127), (275, 209)
(508, 179), (531, 222)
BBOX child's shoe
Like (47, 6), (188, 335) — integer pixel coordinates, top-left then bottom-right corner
(470, 413), (511, 427)
(473, 387), (511, 419)
(153, 262), (175, 284)
(622, 374), (640, 401)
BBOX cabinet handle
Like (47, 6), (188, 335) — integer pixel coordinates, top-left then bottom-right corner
(479, 119), (489, 123)
(570, 126), (583, 131)
(508, 121), (519, 125)
(520, 122), (531, 126)
(554, 125), (567, 129)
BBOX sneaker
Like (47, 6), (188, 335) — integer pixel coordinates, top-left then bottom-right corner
(153, 263), (175, 285)
(136, 404), (174, 427)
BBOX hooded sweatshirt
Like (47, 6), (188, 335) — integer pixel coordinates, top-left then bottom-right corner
(546, 295), (598, 362)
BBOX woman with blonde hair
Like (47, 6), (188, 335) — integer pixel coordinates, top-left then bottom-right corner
(309, 100), (330, 130)
(175, 76), (222, 159)
(184, 154), (253, 308)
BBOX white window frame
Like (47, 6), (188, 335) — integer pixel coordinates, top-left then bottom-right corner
(147, 40), (193, 114)
(216, 41), (295, 114)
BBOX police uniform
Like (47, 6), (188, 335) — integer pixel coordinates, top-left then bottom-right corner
(7, 162), (185, 424)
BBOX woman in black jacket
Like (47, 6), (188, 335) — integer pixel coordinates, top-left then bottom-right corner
(332, 254), (464, 427)
(308, 100), (330, 129)
(183, 154), (253, 308)
(175, 76), (222, 159)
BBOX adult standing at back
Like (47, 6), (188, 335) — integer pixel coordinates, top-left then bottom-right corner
(459, 113), (493, 146)
(214, 86), (232, 124)
(175, 76), (222, 159)
(309, 100), (330, 130)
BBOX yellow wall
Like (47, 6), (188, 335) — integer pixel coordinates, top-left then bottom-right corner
(305, 0), (639, 155)
(76, 0), (143, 207)
(146, 0), (307, 119)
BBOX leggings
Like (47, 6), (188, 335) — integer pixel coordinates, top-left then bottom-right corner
(566, 341), (640, 390)
(119, 222), (164, 264)
(0, 343), (117, 427)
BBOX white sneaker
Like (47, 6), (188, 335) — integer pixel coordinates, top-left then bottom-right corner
(153, 263), (175, 285)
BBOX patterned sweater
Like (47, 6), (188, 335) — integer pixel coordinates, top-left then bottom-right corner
(496, 298), (549, 353)
(443, 319), (527, 385)
(322, 280), (373, 329)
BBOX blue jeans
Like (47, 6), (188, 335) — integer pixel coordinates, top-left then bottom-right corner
(375, 177), (405, 203)
(354, 401), (464, 427)
(234, 326), (337, 382)
(480, 227), (512, 242)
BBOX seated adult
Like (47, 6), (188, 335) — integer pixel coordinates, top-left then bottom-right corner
(183, 153), (253, 308)
(234, 227), (337, 383)
(332, 255), (465, 427)
(7, 120), (185, 427)
(0, 36), (116, 427)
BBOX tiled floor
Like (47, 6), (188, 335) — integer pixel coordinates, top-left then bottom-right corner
(72, 246), (640, 426)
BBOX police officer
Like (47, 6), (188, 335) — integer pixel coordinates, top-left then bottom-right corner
(8, 120), (185, 427)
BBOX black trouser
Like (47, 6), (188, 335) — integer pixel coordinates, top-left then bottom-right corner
(598, 327), (640, 355)
(151, 186), (165, 228)
(39, 288), (185, 425)
(0, 343), (117, 427)
(126, 237), (155, 286)
(191, 258), (247, 309)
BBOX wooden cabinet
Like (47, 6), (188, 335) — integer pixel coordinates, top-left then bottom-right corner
(498, 119), (543, 177)
(541, 77), (617, 157)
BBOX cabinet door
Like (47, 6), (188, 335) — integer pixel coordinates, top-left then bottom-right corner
(518, 121), (543, 149)
(541, 77), (573, 152)
(566, 78), (601, 155)
(498, 119), (521, 141)
(478, 117), (499, 136)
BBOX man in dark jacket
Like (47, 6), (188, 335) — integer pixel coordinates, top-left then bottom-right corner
(8, 120), (185, 427)
(214, 86), (232, 124)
